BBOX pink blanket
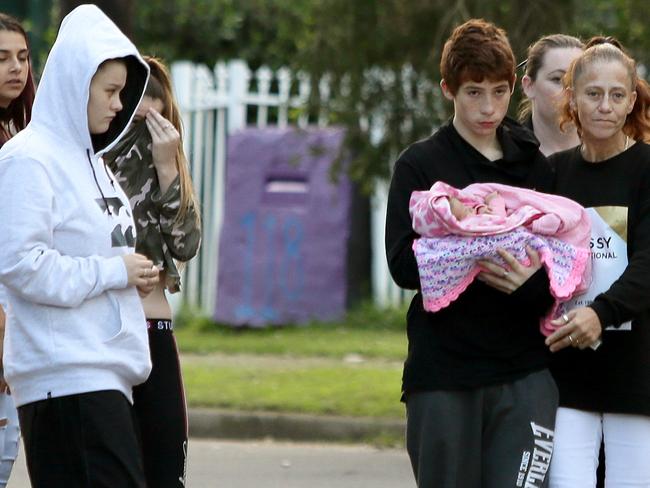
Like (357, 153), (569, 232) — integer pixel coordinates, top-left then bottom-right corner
(410, 182), (592, 336)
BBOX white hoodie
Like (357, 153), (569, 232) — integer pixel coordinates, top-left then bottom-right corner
(0, 5), (152, 407)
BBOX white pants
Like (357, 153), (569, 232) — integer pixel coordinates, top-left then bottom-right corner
(549, 407), (650, 488)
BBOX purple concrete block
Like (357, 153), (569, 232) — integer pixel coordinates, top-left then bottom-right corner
(214, 127), (352, 327)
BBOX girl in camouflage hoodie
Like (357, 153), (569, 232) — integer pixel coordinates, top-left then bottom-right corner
(104, 56), (201, 488)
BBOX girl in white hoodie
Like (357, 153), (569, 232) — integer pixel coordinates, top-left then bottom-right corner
(0, 5), (156, 487)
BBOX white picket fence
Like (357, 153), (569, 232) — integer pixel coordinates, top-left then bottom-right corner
(171, 59), (412, 315)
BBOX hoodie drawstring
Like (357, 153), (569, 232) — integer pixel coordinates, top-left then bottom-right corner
(87, 149), (112, 216)
(103, 160), (116, 189)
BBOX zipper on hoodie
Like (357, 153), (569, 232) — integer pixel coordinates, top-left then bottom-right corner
(87, 149), (112, 216)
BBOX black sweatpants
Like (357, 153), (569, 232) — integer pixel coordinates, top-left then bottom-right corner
(133, 319), (188, 488)
(18, 389), (146, 488)
(406, 369), (558, 488)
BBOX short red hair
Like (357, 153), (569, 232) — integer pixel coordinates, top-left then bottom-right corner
(440, 19), (516, 95)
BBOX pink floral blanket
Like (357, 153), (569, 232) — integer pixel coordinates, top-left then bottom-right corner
(410, 182), (592, 336)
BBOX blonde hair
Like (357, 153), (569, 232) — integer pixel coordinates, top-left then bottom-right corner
(143, 55), (201, 227)
(517, 34), (584, 121)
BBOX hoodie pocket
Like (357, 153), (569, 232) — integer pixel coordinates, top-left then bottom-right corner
(49, 292), (122, 348)
(103, 291), (125, 343)
(103, 288), (147, 348)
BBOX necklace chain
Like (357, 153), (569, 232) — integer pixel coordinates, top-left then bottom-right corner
(581, 134), (630, 160)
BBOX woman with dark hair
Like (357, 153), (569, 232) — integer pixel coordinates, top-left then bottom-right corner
(0, 11), (35, 487)
(546, 38), (650, 487)
(0, 13), (35, 147)
(518, 34), (584, 156)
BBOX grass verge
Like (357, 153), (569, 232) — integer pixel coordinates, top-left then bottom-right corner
(175, 301), (408, 360)
(177, 302), (409, 424)
(182, 360), (403, 418)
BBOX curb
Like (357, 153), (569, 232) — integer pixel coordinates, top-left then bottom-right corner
(188, 408), (405, 443)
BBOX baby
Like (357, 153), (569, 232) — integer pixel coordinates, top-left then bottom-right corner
(448, 191), (504, 220)
(410, 181), (592, 335)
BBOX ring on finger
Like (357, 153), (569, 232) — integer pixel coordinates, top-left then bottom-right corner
(568, 334), (574, 345)
(502, 269), (509, 278)
(562, 313), (570, 325)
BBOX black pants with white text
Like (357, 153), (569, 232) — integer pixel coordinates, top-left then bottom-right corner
(134, 319), (188, 488)
(406, 369), (558, 488)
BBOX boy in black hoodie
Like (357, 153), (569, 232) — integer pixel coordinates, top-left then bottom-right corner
(385, 19), (557, 488)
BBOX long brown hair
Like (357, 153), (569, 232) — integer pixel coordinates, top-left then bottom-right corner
(0, 13), (35, 145)
(517, 34), (584, 121)
(559, 40), (650, 142)
(143, 55), (201, 227)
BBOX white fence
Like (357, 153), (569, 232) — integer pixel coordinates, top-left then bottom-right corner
(171, 59), (410, 315)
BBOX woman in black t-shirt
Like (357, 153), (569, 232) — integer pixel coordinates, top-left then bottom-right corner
(546, 39), (650, 488)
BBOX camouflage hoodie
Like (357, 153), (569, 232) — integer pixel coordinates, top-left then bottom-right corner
(104, 120), (201, 293)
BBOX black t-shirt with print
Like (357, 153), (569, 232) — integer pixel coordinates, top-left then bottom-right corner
(550, 142), (650, 415)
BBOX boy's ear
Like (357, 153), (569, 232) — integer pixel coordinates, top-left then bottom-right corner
(521, 74), (533, 98)
(440, 79), (454, 101)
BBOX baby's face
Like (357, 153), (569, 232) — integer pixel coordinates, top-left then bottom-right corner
(485, 191), (499, 204)
(134, 95), (164, 120)
(449, 197), (472, 220)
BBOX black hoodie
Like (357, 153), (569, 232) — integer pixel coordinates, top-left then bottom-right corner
(385, 117), (555, 396)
